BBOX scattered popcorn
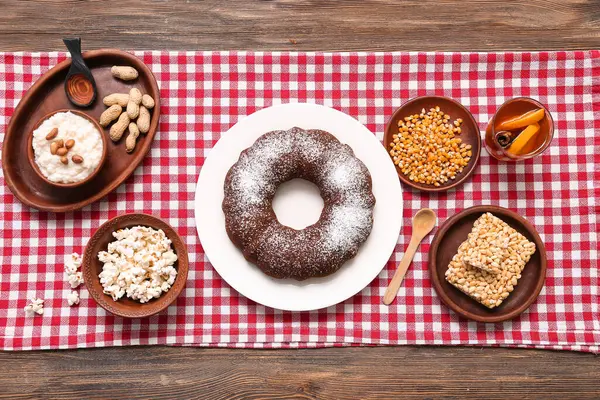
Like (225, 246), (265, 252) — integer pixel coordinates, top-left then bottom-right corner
(24, 298), (44, 316)
(67, 291), (80, 306)
(64, 252), (82, 275)
(98, 226), (178, 303)
(67, 271), (84, 289)
(65, 253), (84, 289)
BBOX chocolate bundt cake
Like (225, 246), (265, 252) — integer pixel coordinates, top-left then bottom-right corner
(222, 127), (376, 280)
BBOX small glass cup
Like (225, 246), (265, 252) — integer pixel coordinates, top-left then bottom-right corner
(485, 97), (554, 161)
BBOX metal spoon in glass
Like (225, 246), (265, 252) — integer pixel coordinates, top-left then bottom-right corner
(383, 208), (437, 305)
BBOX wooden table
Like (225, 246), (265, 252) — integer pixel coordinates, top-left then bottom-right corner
(1, 1), (598, 398)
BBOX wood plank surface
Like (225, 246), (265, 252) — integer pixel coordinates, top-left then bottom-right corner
(0, 346), (598, 399)
(0, 0), (599, 52)
(0, 1), (599, 399)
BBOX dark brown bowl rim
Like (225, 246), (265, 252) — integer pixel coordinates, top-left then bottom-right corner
(27, 109), (108, 188)
(383, 95), (481, 192)
(82, 213), (189, 319)
(428, 205), (547, 323)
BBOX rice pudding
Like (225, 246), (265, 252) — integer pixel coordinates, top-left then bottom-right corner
(32, 111), (104, 183)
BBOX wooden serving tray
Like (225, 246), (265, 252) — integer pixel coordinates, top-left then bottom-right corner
(2, 49), (160, 212)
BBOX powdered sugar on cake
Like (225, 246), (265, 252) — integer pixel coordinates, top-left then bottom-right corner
(222, 127), (375, 280)
(323, 205), (372, 253)
(229, 130), (293, 205)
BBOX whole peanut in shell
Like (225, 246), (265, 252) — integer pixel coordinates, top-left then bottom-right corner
(125, 122), (140, 153)
(126, 88), (142, 119)
(109, 112), (130, 142)
(103, 93), (129, 107)
(111, 66), (139, 81)
(137, 105), (151, 134)
(99, 104), (122, 127)
(141, 94), (155, 109)
(129, 88), (142, 104)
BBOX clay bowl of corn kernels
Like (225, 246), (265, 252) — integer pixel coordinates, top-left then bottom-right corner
(383, 96), (481, 192)
(428, 205), (547, 323)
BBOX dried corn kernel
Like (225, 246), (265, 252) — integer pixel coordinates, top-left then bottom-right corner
(389, 106), (471, 186)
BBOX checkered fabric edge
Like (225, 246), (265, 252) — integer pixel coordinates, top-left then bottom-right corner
(0, 51), (597, 352)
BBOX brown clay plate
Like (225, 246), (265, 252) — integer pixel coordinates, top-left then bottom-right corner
(429, 205), (546, 323)
(383, 96), (481, 192)
(82, 213), (189, 318)
(2, 49), (160, 212)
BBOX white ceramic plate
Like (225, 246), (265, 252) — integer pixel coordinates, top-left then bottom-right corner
(194, 103), (402, 311)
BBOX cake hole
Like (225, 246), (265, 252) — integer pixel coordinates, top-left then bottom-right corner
(272, 178), (324, 229)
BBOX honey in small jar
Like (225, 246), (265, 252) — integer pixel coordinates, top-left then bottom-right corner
(485, 97), (554, 161)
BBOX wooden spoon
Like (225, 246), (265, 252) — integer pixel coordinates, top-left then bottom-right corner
(63, 37), (97, 107)
(383, 208), (437, 305)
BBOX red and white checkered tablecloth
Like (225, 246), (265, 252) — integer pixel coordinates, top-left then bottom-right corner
(0, 51), (598, 352)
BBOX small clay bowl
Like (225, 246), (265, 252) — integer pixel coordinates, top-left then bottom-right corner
(383, 96), (481, 192)
(82, 213), (189, 319)
(27, 109), (107, 188)
(429, 205), (546, 323)
(484, 97), (554, 161)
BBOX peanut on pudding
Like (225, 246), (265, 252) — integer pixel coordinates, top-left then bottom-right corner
(31, 111), (103, 183)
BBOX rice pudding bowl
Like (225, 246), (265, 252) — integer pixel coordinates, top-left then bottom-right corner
(31, 111), (104, 184)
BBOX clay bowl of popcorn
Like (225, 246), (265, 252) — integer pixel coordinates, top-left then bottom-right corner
(27, 109), (108, 188)
(83, 213), (189, 318)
